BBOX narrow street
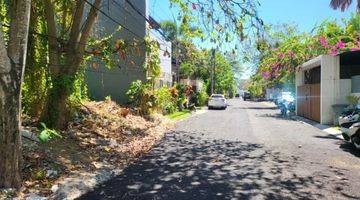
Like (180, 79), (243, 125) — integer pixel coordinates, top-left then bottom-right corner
(79, 99), (360, 200)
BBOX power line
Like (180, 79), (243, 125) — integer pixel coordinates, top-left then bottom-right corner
(83, 0), (171, 53)
(109, 0), (146, 34)
(83, 0), (145, 41)
(110, 0), (170, 47)
(123, 0), (172, 42)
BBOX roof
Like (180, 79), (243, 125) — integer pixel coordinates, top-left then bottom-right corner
(297, 55), (322, 71)
(297, 50), (360, 71)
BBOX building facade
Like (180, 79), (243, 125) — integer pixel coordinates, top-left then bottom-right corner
(85, 0), (172, 104)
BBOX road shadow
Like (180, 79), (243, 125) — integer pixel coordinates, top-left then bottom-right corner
(339, 143), (360, 158)
(78, 131), (354, 200)
(256, 113), (297, 122)
(234, 106), (278, 110)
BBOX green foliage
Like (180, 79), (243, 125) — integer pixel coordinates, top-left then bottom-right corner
(126, 80), (156, 115)
(155, 87), (178, 114)
(160, 20), (179, 41)
(34, 170), (46, 181)
(144, 36), (161, 85)
(105, 96), (112, 102)
(347, 95), (360, 109)
(348, 13), (360, 34)
(166, 109), (191, 120)
(250, 16), (360, 95)
(38, 123), (62, 143)
(195, 90), (209, 106)
(169, 0), (262, 51)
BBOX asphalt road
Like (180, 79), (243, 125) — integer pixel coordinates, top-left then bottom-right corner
(78, 99), (360, 200)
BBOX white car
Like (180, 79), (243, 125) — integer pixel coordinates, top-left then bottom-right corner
(208, 94), (227, 110)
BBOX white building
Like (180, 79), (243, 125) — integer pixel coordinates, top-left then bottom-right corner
(295, 51), (360, 124)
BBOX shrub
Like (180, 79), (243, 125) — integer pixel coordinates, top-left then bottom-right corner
(346, 95), (360, 110)
(196, 90), (209, 106)
(155, 87), (178, 114)
(126, 80), (156, 115)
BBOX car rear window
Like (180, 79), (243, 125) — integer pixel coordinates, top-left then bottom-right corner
(211, 94), (224, 98)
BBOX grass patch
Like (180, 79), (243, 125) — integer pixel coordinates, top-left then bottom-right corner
(166, 109), (191, 120)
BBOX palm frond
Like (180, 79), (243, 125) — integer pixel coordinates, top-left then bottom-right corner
(330, 0), (353, 11)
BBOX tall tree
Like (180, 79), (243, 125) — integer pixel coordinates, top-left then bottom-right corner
(330, 0), (360, 12)
(40, 0), (102, 129)
(0, 0), (31, 188)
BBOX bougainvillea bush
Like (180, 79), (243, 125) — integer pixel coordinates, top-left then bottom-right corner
(249, 14), (360, 96)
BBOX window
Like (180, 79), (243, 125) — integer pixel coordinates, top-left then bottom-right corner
(304, 66), (320, 84)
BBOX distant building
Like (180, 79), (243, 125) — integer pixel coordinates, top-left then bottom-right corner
(180, 78), (204, 92)
(149, 18), (172, 88)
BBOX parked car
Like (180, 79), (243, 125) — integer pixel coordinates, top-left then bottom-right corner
(208, 94), (227, 110)
(243, 92), (251, 101)
(235, 93), (240, 98)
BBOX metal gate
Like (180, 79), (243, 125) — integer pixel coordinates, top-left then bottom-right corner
(297, 84), (320, 122)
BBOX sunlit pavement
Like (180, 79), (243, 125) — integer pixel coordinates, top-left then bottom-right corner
(78, 99), (360, 200)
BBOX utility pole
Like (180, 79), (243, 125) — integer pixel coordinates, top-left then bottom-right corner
(177, 41), (180, 83)
(211, 48), (216, 94)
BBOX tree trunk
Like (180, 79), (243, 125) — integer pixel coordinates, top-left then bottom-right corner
(40, 0), (101, 129)
(41, 81), (72, 129)
(0, 0), (31, 189)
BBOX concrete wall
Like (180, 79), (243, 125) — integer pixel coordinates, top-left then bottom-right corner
(85, 0), (148, 104)
(320, 55), (340, 124)
(337, 79), (352, 104)
(295, 70), (304, 114)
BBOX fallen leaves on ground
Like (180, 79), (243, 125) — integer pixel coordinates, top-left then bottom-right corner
(13, 100), (173, 198)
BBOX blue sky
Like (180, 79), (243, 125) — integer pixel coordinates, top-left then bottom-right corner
(150, 0), (356, 33)
(150, 0), (357, 78)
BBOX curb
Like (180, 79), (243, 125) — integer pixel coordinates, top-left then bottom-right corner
(176, 108), (208, 122)
(50, 164), (123, 200)
(292, 116), (344, 140)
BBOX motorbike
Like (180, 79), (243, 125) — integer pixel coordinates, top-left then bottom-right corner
(277, 92), (295, 117)
(279, 100), (295, 116)
(338, 107), (360, 150)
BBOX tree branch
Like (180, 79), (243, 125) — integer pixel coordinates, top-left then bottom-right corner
(78, 0), (102, 52)
(69, 0), (85, 45)
(44, 0), (60, 75)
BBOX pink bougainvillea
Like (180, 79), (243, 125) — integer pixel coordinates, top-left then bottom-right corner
(278, 53), (285, 59)
(330, 48), (339, 56)
(288, 50), (296, 58)
(262, 72), (271, 79)
(336, 40), (346, 49)
(319, 36), (328, 48)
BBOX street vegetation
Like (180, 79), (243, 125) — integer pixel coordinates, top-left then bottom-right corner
(247, 13), (360, 97)
(0, 0), (260, 195)
(1, 0), (358, 198)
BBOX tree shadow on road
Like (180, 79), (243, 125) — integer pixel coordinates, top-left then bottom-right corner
(256, 113), (297, 122)
(339, 143), (360, 158)
(234, 106), (278, 110)
(78, 131), (356, 200)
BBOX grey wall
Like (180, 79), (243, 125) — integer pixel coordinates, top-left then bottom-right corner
(85, 0), (148, 104)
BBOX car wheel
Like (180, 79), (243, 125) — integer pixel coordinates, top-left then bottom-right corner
(208, 106), (212, 110)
